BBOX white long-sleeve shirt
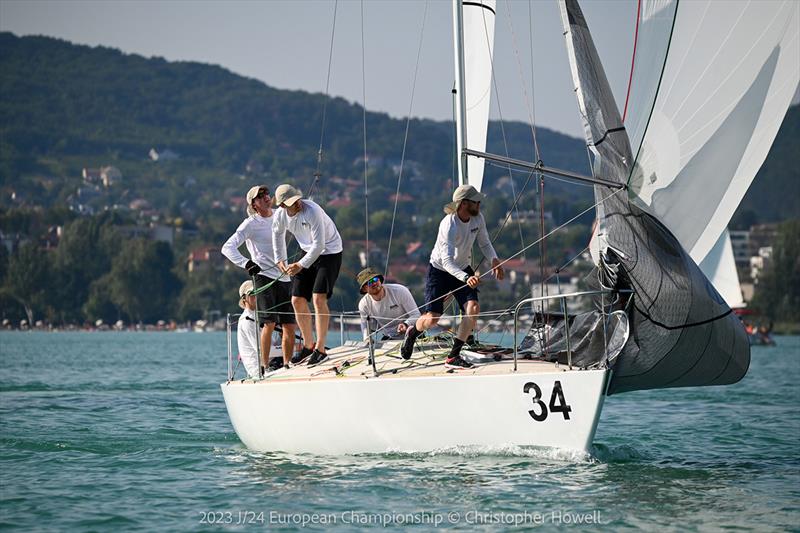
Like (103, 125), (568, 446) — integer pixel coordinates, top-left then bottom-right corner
(236, 309), (260, 378)
(358, 283), (420, 340)
(429, 212), (497, 282)
(221, 214), (288, 282)
(272, 200), (343, 269)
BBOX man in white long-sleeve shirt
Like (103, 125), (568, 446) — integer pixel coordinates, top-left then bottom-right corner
(222, 185), (296, 372)
(272, 184), (343, 367)
(236, 280), (262, 378)
(356, 267), (420, 341)
(401, 184), (504, 368)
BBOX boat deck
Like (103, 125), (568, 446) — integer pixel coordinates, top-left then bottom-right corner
(231, 340), (583, 383)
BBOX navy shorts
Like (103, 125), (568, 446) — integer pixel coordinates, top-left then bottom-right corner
(422, 264), (478, 315)
(292, 252), (342, 301)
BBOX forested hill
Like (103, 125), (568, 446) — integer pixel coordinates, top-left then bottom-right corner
(0, 31), (587, 207)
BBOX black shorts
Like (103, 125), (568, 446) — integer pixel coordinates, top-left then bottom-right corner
(422, 264), (478, 315)
(254, 275), (295, 326)
(292, 252), (342, 301)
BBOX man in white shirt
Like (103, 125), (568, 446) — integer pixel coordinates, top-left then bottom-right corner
(356, 267), (420, 342)
(222, 185), (296, 372)
(272, 184), (343, 367)
(236, 280), (265, 378)
(401, 184), (504, 368)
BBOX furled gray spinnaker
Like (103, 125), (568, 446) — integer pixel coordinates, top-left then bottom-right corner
(554, 0), (750, 395)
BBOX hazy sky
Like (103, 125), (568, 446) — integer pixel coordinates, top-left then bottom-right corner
(1, 0), (641, 137)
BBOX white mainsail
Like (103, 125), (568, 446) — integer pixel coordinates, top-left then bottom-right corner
(453, 0), (496, 191)
(624, 0), (800, 263)
(699, 229), (745, 309)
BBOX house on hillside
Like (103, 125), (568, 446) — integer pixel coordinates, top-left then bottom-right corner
(187, 246), (225, 274)
(100, 166), (122, 187)
(149, 148), (180, 162)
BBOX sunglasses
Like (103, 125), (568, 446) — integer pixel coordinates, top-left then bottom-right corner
(366, 276), (381, 286)
(256, 189), (270, 199)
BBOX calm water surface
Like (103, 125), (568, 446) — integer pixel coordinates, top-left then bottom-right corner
(1, 332), (798, 531)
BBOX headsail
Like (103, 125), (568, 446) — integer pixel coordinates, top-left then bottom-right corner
(625, 0), (800, 263)
(699, 229), (745, 309)
(558, 0), (750, 395)
(453, 0), (496, 191)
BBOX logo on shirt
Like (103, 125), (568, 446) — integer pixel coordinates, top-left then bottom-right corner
(300, 222), (310, 228)
(470, 227), (479, 233)
(389, 304), (398, 309)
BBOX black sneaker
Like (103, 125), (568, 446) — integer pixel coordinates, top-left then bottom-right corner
(291, 346), (314, 365)
(268, 357), (283, 371)
(307, 349), (328, 366)
(445, 355), (474, 369)
(400, 328), (416, 360)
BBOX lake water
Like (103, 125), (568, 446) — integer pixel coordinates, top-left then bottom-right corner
(1, 332), (798, 531)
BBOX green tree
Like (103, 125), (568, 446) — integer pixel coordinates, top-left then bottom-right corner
(108, 239), (182, 323)
(2, 242), (51, 325)
(751, 219), (800, 323)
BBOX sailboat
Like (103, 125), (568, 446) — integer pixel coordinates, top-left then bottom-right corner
(220, 0), (798, 454)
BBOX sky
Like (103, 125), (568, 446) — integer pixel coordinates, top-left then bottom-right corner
(0, 0), (643, 138)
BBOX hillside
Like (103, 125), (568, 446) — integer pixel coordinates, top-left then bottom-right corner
(0, 32), (796, 326)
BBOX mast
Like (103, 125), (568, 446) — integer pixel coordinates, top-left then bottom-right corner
(452, 0), (468, 187)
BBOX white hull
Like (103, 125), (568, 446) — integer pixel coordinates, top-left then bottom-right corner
(221, 342), (610, 455)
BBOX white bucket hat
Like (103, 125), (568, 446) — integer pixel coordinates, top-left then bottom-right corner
(444, 184), (486, 214)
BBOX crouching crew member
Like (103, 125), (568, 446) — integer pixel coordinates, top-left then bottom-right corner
(356, 267), (420, 342)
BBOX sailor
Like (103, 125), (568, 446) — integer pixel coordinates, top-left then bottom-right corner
(272, 184), (343, 367)
(356, 267), (420, 342)
(401, 184), (504, 368)
(222, 185), (296, 371)
(236, 280), (282, 377)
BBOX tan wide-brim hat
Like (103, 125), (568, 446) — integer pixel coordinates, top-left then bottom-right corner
(444, 184), (486, 214)
(273, 184), (303, 207)
(246, 185), (268, 216)
(238, 280), (254, 309)
(357, 267), (384, 294)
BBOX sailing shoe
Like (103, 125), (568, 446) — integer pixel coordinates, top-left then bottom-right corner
(445, 355), (474, 369)
(291, 345), (314, 365)
(307, 349), (328, 366)
(267, 357), (284, 371)
(400, 328), (417, 360)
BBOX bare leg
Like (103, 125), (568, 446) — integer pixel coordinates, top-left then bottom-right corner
(312, 293), (330, 352)
(415, 312), (441, 332)
(457, 300), (479, 341)
(292, 296), (314, 349)
(261, 322), (275, 367)
(281, 324), (296, 365)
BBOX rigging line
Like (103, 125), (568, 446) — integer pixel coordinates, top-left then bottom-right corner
(622, 0), (641, 123)
(308, 0), (339, 200)
(527, 0), (540, 162)
(476, 1), (526, 267)
(366, 187), (623, 339)
(360, 0), (370, 258)
(385, 0), (429, 277)
(505, 0), (539, 160)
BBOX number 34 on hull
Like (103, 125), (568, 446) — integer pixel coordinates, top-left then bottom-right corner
(221, 364), (611, 455)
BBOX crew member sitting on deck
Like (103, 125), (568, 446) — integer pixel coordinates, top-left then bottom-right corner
(400, 184), (504, 369)
(237, 280), (284, 377)
(356, 267), (420, 342)
(272, 184), (343, 367)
